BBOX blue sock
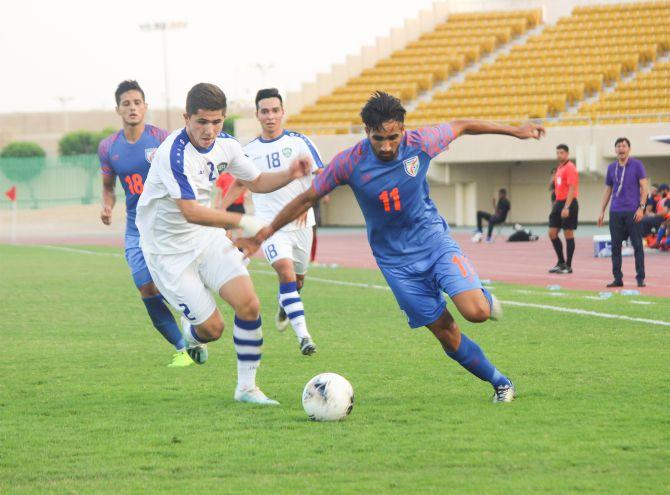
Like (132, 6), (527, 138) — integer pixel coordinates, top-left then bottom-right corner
(142, 295), (186, 351)
(656, 226), (666, 245)
(446, 333), (509, 388)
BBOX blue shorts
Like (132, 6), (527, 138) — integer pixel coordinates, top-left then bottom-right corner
(125, 244), (153, 289)
(379, 241), (482, 329)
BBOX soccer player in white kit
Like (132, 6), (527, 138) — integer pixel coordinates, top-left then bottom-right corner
(221, 88), (322, 356)
(136, 83), (311, 405)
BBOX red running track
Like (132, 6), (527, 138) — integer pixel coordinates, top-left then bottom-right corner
(313, 230), (670, 298)
(9, 230), (669, 297)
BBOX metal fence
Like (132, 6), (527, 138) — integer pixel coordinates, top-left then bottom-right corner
(0, 154), (124, 209)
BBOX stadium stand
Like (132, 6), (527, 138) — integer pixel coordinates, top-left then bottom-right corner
(286, 2), (669, 132)
(287, 9), (542, 133)
(408, 1), (670, 127)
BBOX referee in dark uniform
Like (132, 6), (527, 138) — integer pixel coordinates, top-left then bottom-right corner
(548, 144), (579, 274)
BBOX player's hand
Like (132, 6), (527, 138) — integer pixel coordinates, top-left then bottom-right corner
(296, 211), (308, 229)
(597, 213), (605, 227)
(289, 155), (311, 179)
(234, 237), (261, 258)
(634, 208), (644, 222)
(100, 206), (112, 225)
(561, 208), (569, 219)
(515, 123), (545, 140)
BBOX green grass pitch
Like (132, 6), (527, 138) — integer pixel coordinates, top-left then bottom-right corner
(1, 244), (668, 494)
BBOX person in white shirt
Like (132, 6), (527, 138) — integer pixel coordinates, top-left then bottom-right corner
(136, 83), (310, 405)
(221, 88), (323, 356)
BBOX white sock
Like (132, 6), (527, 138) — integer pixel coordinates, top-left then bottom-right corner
(279, 283), (310, 340)
(233, 315), (263, 390)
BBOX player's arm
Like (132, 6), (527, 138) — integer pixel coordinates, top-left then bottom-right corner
(176, 199), (264, 234)
(100, 171), (116, 225)
(238, 156), (311, 193)
(235, 186), (320, 256)
(449, 120), (545, 140)
(597, 185), (613, 227)
(219, 179), (248, 210)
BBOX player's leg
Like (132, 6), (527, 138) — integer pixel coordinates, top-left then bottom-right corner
(261, 232), (292, 332)
(625, 212), (646, 286)
(125, 245), (191, 367)
(218, 276), (278, 405)
(289, 227), (316, 355)
(548, 202), (565, 272)
(380, 262), (512, 402)
(426, 309), (514, 402)
(199, 235), (277, 404)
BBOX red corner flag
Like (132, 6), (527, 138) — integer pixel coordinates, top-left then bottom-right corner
(5, 185), (16, 202)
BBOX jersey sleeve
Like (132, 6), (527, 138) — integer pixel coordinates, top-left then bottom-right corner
(158, 138), (197, 200)
(98, 135), (115, 177)
(226, 139), (261, 182)
(567, 164), (579, 186)
(312, 146), (356, 196)
(407, 124), (456, 158)
(297, 133), (324, 170)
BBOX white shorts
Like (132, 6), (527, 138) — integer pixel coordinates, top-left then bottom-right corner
(144, 232), (249, 325)
(261, 227), (313, 275)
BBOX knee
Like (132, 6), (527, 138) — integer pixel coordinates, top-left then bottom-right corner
(199, 320), (225, 341)
(463, 301), (490, 323)
(235, 295), (261, 320)
(139, 283), (160, 298)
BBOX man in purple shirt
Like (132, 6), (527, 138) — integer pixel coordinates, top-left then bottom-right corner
(597, 137), (649, 287)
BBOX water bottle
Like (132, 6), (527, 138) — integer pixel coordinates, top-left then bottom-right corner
(547, 285), (561, 291)
(620, 289), (640, 296)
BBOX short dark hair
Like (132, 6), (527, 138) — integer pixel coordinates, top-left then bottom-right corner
(499, 188), (507, 195)
(115, 80), (145, 106)
(360, 91), (406, 130)
(255, 88), (283, 109)
(615, 137), (631, 147)
(659, 183), (669, 192)
(186, 83), (227, 116)
(556, 144), (569, 152)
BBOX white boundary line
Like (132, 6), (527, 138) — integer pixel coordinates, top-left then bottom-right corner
(16, 245), (668, 328)
(251, 269), (670, 328)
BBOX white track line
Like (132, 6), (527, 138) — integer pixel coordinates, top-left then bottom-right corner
(252, 269), (670, 328)
(28, 244), (123, 257)
(21, 246), (668, 328)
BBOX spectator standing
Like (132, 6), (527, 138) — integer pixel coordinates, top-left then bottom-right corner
(597, 137), (649, 288)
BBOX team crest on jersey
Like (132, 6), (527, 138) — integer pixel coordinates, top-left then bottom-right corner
(403, 156), (420, 177)
(145, 148), (157, 163)
(282, 147), (292, 158)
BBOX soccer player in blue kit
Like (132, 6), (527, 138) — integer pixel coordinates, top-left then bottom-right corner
(99, 80), (191, 368)
(242, 92), (545, 402)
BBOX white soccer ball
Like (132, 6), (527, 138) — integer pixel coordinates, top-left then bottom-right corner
(302, 372), (354, 421)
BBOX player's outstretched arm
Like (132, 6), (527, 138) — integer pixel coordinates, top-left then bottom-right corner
(235, 186), (320, 256)
(450, 120), (545, 140)
(176, 199), (265, 235)
(240, 156), (311, 193)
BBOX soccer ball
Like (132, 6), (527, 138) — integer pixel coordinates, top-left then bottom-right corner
(302, 373), (354, 421)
